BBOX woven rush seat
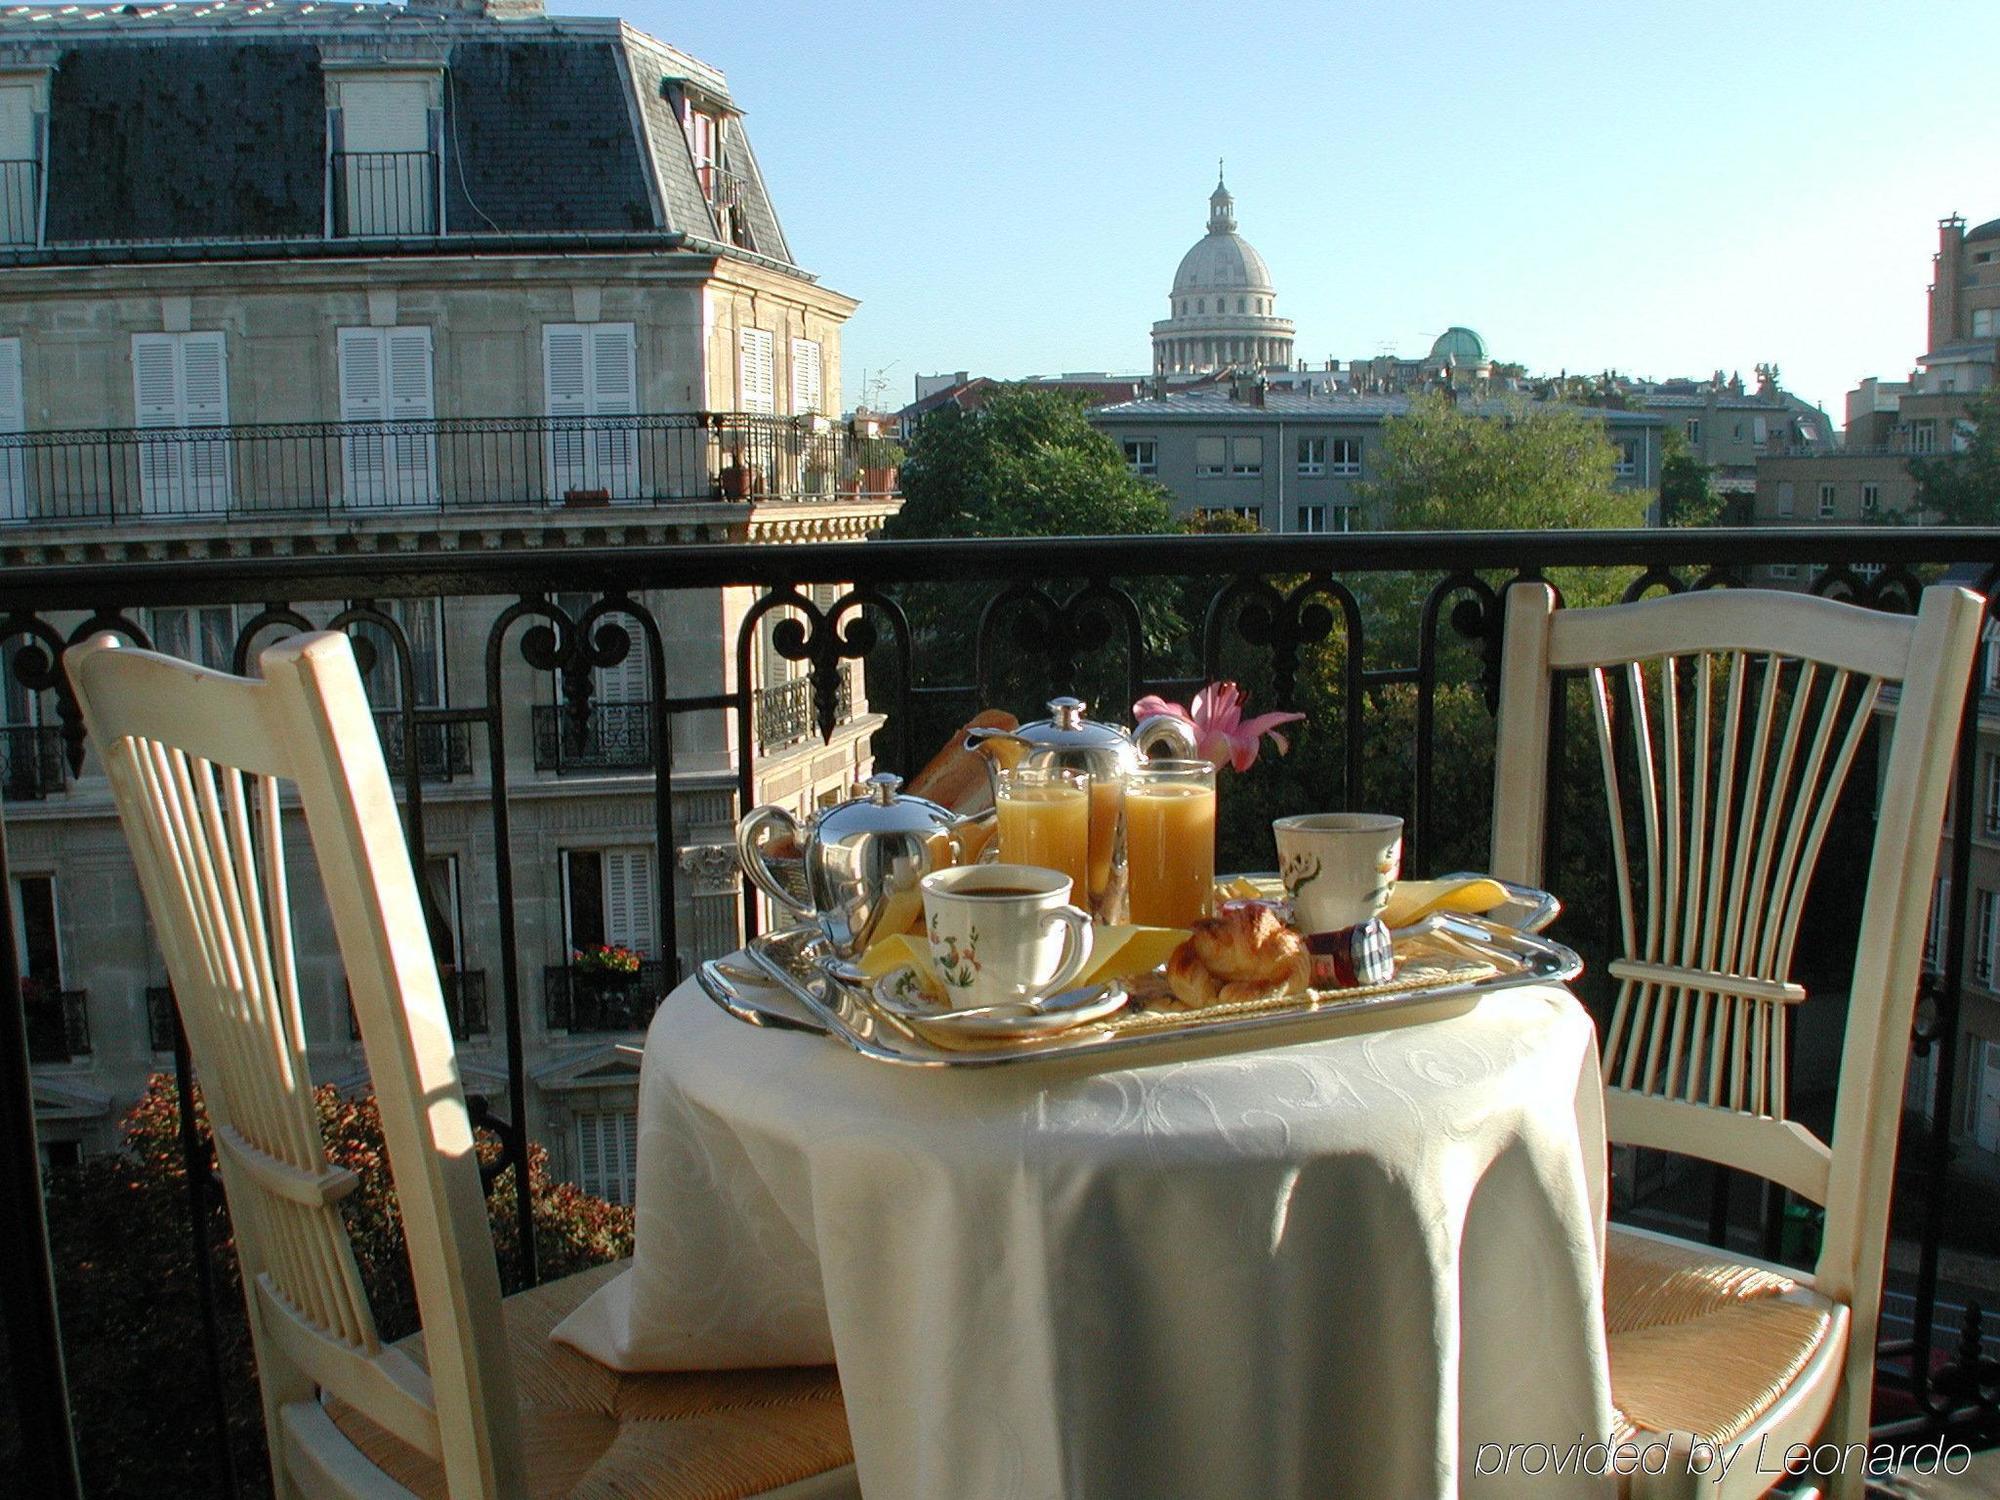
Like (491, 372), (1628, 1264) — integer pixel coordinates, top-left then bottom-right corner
(1605, 1225), (1843, 1450)
(327, 1262), (854, 1499)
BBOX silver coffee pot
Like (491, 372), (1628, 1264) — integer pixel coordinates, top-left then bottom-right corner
(735, 772), (983, 959)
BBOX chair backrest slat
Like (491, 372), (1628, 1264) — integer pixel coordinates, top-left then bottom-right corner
(68, 632), (526, 1498)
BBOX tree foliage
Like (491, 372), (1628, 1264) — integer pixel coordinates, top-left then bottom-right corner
(1658, 426), (1728, 528)
(10, 1075), (632, 1498)
(1909, 386), (2000, 525)
(1365, 393), (1647, 533)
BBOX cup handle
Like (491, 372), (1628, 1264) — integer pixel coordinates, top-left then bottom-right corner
(1034, 904), (1095, 998)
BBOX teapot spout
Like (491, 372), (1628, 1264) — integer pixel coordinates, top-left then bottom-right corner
(1134, 711), (1200, 763)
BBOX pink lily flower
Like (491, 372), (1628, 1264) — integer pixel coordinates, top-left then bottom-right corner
(1133, 681), (1305, 773)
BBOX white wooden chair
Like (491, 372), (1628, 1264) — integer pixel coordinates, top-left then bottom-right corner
(1491, 582), (1982, 1499)
(65, 630), (860, 1500)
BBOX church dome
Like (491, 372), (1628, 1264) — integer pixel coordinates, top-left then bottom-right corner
(1171, 175), (1275, 295)
(1429, 325), (1488, 365)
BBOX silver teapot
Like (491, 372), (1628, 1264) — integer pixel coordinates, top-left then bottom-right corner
(735, 772), (983, 959)
(965, 696), (1200, 919)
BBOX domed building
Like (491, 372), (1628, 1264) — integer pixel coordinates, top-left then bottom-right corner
(1429, 325), (1489, 369)
(1151, 170), (1295, 376)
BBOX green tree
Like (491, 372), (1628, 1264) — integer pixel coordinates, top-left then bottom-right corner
(1658, 426), (1727, 527)
(886, 386), (1174, 540)
(1909, 386), (2000, 524)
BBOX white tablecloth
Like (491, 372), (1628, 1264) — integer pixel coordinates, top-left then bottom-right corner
(555, 972), (1614, 1499)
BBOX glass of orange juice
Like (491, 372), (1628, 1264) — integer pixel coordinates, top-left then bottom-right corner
(995, 766), (1092, 900)
(1125, 759), (1216, 928)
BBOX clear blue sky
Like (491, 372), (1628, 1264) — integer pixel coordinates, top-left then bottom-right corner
(585, 0), (1995, 428)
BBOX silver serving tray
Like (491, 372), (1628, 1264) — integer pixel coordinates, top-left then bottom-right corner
(696, 881), (1581, 1070)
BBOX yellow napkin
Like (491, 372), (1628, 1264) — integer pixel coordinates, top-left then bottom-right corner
(1380, 877), (1509, 929)
(857, 925), (1190, 989)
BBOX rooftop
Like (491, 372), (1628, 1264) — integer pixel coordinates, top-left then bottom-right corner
(1091, 388), (1663, 426)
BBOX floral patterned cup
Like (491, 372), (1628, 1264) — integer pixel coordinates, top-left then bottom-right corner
(1272, 813), (1404, 935)
(919, 863), (1095, 1010)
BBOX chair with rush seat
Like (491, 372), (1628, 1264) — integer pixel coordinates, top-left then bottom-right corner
(66, 630), (859, 1500)
(1490, 582), (1982, 1499)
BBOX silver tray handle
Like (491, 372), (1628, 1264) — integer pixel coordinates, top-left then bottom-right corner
(735, 803), (814, 917)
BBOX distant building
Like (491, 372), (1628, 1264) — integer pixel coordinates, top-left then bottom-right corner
(893, 372), (1146, 442)
(1627, 368), (1835, 503)
(1087, 376), (1663, 533)
(1151, 171), (1295, 376)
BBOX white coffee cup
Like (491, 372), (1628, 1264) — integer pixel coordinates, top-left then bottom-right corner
(919, 863), (1095, 1009)
(1272, 813), (1404, 934)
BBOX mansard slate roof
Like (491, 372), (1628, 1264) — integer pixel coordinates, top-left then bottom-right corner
(0, 1), (798, 268)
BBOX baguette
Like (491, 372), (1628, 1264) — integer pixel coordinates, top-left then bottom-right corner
(906, 708), (1017, 815)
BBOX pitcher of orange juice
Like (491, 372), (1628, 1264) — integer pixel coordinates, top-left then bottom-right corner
(965, 696), (1198, 922)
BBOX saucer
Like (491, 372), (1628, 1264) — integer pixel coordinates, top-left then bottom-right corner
(871, 966), (1129, 1040)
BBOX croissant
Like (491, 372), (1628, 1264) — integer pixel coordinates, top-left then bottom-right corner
(1166, 902), (1311, 1008)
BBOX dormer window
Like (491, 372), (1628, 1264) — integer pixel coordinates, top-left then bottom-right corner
(674, 85), (753, 251)
(330, 74), (441, 237)
(0, 78), (45, 247)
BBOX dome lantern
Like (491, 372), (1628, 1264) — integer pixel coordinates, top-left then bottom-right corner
(1208, 163), (1236, 234)
(1152, 169), (1295, 376)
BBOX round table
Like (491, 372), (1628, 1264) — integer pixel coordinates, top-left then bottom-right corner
(555, 968), (1614, 1500)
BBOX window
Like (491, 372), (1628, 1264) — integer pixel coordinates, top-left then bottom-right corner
(1297, 504), (1326, 533)
(739, 327), (775, 415)
(563, 847), (655, 959)
(1975, 309), (1995, 338)
(134, 332), (230, 515)
(1195, 436), (1226, 478)
(1978, 888), (1998, 986)
(543, 323), (637, 500)
(1909, 419), (1937, 454)
(0, 336), (25, 522)
(1768, 563), (1798, 580)
(1123, 439), (1157, 476)
(789, 338), (822, 415)
(1862, 483), (1880, 514)
(1197, 299), (1206, 315)
(349, 597), (444, 717)
(1752, 416), (1769, 446)
(1988, 757), (2000, 836)
(1733, 422), (1743, 441)
(575, 1107), (639, 1206)
(1330, 438), (1361, 476)
(1853, 562), (1884, 579)
(1613, 441), (1637, 477)
(1927, 876), (1953, 974)
(425, 853), (464, 972)
(1685, 419), (1700, 445)
(555, 592), (648, 708)
(0, 82), (39, 247)
(1229, 436), (1262, 476)
(332, 76), (437, 236)
(338, 326), (435, 508)
(1776, 481), (1794, 517)
(1237, 297), (1246, 313)
(1818, 483), (1837, 519)
(148, 606), (239, 672)
(1297, 437), (1325, 476)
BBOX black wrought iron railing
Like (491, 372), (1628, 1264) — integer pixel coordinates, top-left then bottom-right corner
(0, 724), (63, 800)
(3, 527), (2000, 1497)
(543, 959), (671, 1033)
(0, 159), (38, 247)
(530, 701), (653, 773)
(755, 662), (854, 750)
(372, 709), (472, 782)
(0, 411), (879, 525)
(22, 984), (87, 1064)
(330, 149), (437, 237)
(145, 985), (175, 1053)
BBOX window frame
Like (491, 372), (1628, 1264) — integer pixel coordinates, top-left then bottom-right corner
(1122, 439), (1157, 476)
(1228, 435), (1263, 478)
(1297, 437), (1325, 477)
(1194, 436), (1226, 479)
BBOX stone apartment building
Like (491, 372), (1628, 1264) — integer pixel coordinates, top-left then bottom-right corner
(0, 0), (894, 1201)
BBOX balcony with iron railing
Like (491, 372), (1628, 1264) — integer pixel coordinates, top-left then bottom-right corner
(22, 980), (88, 1064)
(371, 709), (472, 782)
(330, 149), (437, 238)
(754, 662), (855, 751)
(0, 158), (38, 247)
(5, 529), (2000, 1492)
(544, 958), (673, 1033)
(1, 724), (64, 800)
(0, 412), (890, 528)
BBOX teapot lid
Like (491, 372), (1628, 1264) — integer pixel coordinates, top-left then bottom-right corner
(1015, 697), (1138, 754)
(816, 772), (956, 837)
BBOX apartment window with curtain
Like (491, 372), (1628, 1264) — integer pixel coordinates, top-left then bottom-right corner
(1123, 440), (1156, 476)
(337, 326), (436, 508)
(133, 332), (230, 515)
(332, 75), (438, 236)
(147, 605), (239, 672)
(1229, 436), (1262, 477)
(1195, 436), (1225, 478)
(543, 323), (637, 500)
(562, 847), (656, 959)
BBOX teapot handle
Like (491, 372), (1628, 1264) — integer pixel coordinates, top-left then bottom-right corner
(734, 804), (814, 917)
(1133, 712), (1200, 763)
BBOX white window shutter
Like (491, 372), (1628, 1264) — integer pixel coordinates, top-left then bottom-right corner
(132, 335), (181, 428)
(586, 323), (637, 500)
(338, 327), (387, 505)
(617, 1109), (638, 1206)
(134, 332), (229, 515)
(544, 324), (589, 496)
(0, 338), (25, 522)
(739, 328), (774, 414)
(594, 620), (649, 706)
(386, 326), (435, 505)
(625, 850), (655, 958)
(180, 332), (229, 513)
(790, 338), (822, 416)
(577, 1113), (604, 1198)
(601, 848), (653, 956)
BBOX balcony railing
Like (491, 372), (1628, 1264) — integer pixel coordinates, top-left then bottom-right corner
(755, 662), (854, 750)
(0, 412), (884, 526)
(331, 149), (437, 237)
(531, 701), (653, 773)
(0, 158), (38, 247)
(22, 983), (88, 1064)
(373, 709), (472, 782)
(4, 528), (2000, 1494)
(544, 959), (672, 1033)
(145, 984), (175, 1052)
(0, 724), (64, 800)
